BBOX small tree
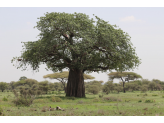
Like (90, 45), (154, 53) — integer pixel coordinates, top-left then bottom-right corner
(0, 82), (8, 92)
(19, 76), (27, 81)
(108, 72), (142, 93)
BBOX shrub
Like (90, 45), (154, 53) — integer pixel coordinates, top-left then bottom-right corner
(137, 95), (139, 96)
(143, 93), (148, 96)
(12, 89), (36, 106)
(152, 94), (158, 96)
(87, 85), (99, 94)
(145, 99), (153, 103)
(162, 96), (164, 98)
(99, 94), (103, 98)
(2, 96), (8, 101)
(138, 100), (142, 102)
(141, 86), (148, 93)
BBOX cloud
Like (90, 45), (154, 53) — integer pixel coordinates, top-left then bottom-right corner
(120, 16), (144, 22)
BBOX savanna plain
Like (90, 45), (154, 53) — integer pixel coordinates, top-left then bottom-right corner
(1, 90), (164, 116)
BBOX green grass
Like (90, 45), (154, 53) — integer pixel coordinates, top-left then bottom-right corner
(0, 91), (164, 116)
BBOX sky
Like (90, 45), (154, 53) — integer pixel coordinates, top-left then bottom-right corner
(1, 2), (164, 84)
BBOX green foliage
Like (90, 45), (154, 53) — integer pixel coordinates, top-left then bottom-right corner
(87, 85), (99, 94)
(39, 81), (49, 94)
(11, 12), (141, 98)
(0, 82), (8, 92)
(152, 94), (158, 96)
(108, 72), (142, 81)
(138, 100), (142, 102)
(145, 99), (153, 103)
(114, 86), (123, 93)
(141, 85), (148, 93)
(11, 12), (141, 77)
(102, 81), (114, 94)
(19, 76), (27, 81)
(99, 94), (103, 98)
(148, 82), (156, 91)
(12, 89), (36, 106)
(2, 96), (8, 101)
(143, 93), (148, 96)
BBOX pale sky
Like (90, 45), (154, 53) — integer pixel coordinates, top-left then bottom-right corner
(1, 4), (164, 83)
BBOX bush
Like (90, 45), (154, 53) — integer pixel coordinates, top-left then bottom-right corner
(138, 100), (142, 102)
(87, 85), (99, 94)
(2, 96), (8, 101)
(143, 93), (148, 96)
(51, 96), (62, 102)
(145, 99), (153, 103)
(99, 94), (103, 98)
(141, 86), (148, 93)
(152, 94), (158, 96)
(162, 96), (164, 98)
(12, 89), (36, 106)
(12, 97), (34, 106)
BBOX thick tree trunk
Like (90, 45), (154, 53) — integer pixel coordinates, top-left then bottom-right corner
(66, 69), (85, 97)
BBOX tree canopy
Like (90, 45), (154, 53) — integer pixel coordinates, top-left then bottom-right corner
(108, 71), (142, 81)
(11, 12), (141, 73)
(19, 76), (27, 81)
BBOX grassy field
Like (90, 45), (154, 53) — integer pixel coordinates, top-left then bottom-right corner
(0, 91), (164, 116)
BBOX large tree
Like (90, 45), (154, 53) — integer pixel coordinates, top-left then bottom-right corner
(11, 12), (141, 97)
(108, 72), (142, 93)
(43, 71), (95, 93)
